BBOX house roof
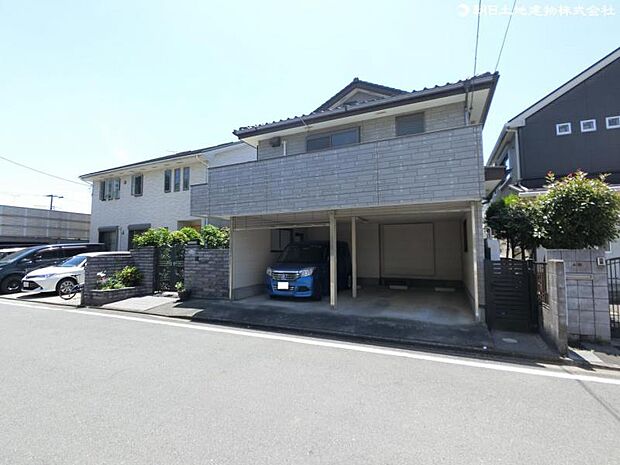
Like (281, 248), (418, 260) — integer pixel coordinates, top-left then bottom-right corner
(487, 46), (620, 166)
(313, 78), (408, 113)
(233, 73), (499, 139)
(80, 141), (241, 180)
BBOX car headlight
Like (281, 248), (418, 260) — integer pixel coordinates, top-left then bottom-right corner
(299, 267), (315, 278)
(266, 267), (273, 277)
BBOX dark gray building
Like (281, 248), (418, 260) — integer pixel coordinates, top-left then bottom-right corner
(487, 46), (620, 193)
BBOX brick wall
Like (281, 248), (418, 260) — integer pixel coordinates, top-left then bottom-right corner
(82, 247), (157, 306)
(546, 249), (611, 342)
(184, 245), (229, 299)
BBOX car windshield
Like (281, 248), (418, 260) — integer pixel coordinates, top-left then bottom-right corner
(0, 247), (37, 265)
(60, 256), (87, 267)
(278, 244), (326, 264)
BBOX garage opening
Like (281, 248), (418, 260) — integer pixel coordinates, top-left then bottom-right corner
(229, 206), (479, 326)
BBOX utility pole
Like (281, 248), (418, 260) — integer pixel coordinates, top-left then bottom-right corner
(46, 194), (64, 211)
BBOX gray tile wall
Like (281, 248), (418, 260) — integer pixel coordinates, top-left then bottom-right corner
(195, 125), (483, 218)
(256, 102), (465, 160)
(184, 245), (229, 299)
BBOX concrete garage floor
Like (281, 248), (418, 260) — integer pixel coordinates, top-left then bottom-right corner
(240, 286), (476, 326)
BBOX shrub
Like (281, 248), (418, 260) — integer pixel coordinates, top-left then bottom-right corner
(538, 171), (620, 249)
(132, 227), (171, 247)
(485, 194), (540, 258)
(201, 225), (229, 248)
(99, 266), (142, 290)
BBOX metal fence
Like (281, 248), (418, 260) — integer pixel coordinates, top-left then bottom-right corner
(607, 257), (620, 337)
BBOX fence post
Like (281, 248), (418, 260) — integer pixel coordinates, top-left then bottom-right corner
(541, 259), (568, 355)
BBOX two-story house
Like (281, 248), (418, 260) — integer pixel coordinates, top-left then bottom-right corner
(486, 46), (620, 255)
(80, 141), (256, 251)
(190, 75), (499, 321)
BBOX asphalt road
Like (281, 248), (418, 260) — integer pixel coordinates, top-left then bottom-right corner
(1, 299), (619, 465)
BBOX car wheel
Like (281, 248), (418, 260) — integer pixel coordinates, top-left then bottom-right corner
(0, 275), (23, 294)
(312, 281), (322, 301)
(56, 278), (77, 296)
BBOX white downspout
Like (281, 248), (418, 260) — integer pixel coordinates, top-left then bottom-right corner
(282, 140), (287, 157)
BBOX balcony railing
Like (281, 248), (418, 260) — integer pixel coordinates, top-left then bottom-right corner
(191, 126), (483, 218)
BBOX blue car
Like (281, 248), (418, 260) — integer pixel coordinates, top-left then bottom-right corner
(266, 241), (352, 300)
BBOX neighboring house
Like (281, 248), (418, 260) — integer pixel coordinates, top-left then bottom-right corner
(190, 75), (500, 319)
(486, 46), (620, 255)
(0, 205), (90, 247)
(80, 142), (256, 251)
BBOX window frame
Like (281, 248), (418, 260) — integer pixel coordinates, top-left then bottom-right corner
(555, 122), (572, 136)
(100, 178), (121, 201)
(580, 119), (597, 133)
(395, 112), (425, 137)
(306, 127), (360, 153)
(164, 169), (172, 193)
(182, 167), (190, 191)
(131, 174), (143, 197)
(606, 115), (620, 130)
(173, 168), (181, 192)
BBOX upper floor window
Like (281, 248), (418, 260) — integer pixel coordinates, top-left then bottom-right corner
(580, 119), (597, 133)
(396, 112), (425, 136)
(555, 122), (572, 136)
(306, 127), (359, 152)
(183, 167), (190, 191)
(606, 115), (620, 129)
(164, 169), (171, 193)
(131, 174), (143, 196)
(174, 168), (181, 192)
(99, 178), (120, 201)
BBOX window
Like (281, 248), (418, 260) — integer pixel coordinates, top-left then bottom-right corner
(99, 178), (120, 201)
(174, 168), (181, 192)
(555, 122), (572, 136)
(164, 169), (171, 193)
(182, 167), (190, 191)
(580, 119), (597, 133)
(306, 127), (359, 152)
(606, 115), (620, 129)
(396, 112), (425, 136)
(131, 174), (143, 196)
(271, 229), (293, 252)
(33, 248), (61, 261)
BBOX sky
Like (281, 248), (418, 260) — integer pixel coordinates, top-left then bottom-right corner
(0, 0), (618, 214)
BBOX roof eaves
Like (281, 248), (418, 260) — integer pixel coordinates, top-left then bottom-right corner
(79, 141), (240, 180)
(234, 73), (497, 139)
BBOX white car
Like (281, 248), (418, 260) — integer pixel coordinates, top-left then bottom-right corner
(21, 254), (88, 295)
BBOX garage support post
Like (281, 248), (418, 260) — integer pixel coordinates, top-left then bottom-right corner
(329, 211), (337, 309)
(470, 203), (481, 321)
(351, 216), (357, 298)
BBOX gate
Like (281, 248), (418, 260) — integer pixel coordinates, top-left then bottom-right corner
(607, 257), (620, 337)
(485, 259), (541, 332)
(156, 244), (185, 292)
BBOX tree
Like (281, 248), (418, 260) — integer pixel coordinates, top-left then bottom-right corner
(537, 171), (620, 249)
(485, 194), (540, 258)
(200, 225), (229, 249)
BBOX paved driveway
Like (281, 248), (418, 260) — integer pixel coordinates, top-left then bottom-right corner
(1, 299), (619, 465)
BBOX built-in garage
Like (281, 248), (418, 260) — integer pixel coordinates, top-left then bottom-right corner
(228, 202), (483, 325)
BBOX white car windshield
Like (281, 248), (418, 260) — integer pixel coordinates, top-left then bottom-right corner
(60, 256), (87, 267)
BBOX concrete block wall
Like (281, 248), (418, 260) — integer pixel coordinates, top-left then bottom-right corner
(546, 249), (611, 342)
(130, 246), (157, 295)
(184, 245), (229, 299)
(540, 260), (568, 355)
(0, 204), (90, 242)
(202, 126), (483, 218)
(82, 253), (134, 306)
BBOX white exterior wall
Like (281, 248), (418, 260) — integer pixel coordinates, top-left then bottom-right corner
(231, 228), (277, 299)
(86, 144), (256, 250)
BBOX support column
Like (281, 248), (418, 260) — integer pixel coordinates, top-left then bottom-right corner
(470, 202), (481, 321)
(351, 216), (357, 298)
(329, 211), (337, 309)
(229, 217), (235, 301)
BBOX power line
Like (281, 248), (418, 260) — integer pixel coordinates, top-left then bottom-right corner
(472, 0), (483, 79)
(494, 0), (518, 72)
(0, 154), (90, 187)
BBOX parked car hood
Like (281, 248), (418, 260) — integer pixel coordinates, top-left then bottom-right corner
(271, 262), (323, 272)
(24, 265), (83, 278)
